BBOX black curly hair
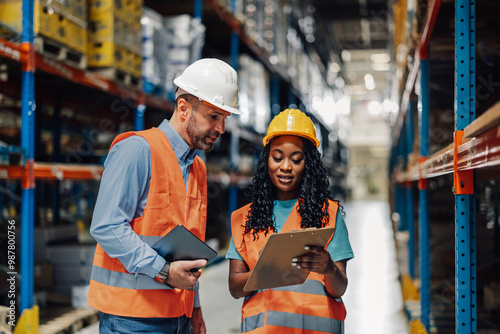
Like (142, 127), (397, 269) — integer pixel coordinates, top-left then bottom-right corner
(243, 137), (341, 239)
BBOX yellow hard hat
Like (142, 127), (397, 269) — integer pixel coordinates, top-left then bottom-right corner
(263, 109), (320, 148)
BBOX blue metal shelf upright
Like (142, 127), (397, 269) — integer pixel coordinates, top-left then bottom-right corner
(20, 0), (35, 315)
(454, 0), (476, 332)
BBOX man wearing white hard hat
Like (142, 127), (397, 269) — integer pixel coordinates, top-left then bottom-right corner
(87, 58), (241, 333)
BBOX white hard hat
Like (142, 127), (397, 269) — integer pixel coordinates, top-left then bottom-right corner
(174, 58), (242, 115)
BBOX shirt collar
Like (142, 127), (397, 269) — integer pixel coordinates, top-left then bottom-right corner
(158, 119), (198, 164)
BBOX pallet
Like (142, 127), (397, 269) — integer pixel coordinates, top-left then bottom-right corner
(38, 308), (98, 334)
(0, 24), (20, 41)
(91, 67), (142, 88)
(34, 36), (87, 70)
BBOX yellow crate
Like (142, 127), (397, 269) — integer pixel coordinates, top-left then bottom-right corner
(88, 0), (113, 15)
(0, 0), (87, 32)
(36, 3), (61, 39)
(36, 3), (86, 53)
(120, 19), (140, 53)
(88, 0), (129, 21)
(87, 40), (128, 71)
(121, 46), (133, 73)
(87, 40), (114, 67)
(105, 0), (142, 23)
(0, 0), (22, 34)
(88, 12), (130, 46)
(40, 0), (87, 22)
(88, 11), (114, 42)
(131, 51), (141, 77)
(65, 18), (86, 53)
(114, 0), (132, 22)
(114, 45), (133, 74)
(70, 0), (87, 21)
(0, 1), (86, 53)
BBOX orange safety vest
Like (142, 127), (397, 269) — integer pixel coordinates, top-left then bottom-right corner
(87, 127), (207, 318)
(231, 200), (346, 334)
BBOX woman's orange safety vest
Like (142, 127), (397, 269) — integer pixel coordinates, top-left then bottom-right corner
(231, 200), (346, 333)
(87, 128), (207, 318)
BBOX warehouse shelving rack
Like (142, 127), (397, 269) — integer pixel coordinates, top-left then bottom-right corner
(0, 0), (176, 322)
(390, 0), (500, 332)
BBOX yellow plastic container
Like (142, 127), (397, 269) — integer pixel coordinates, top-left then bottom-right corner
(0, 0), (22, 34)
(88, 40), (129, 72)
(88, 10), (115, 42)
(87, 40), (115, 67)
(65, 18), (86, 53)
(0, 0), (86, 53)
(39, 0), (87, 22)
(131, 51), (141, 77)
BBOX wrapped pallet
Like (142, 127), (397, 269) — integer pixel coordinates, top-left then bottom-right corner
(140, 9), (205, 100)
(0, 0), (87, 68)
(88, 0), (142, 86)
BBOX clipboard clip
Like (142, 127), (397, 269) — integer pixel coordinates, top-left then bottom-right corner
(289, 227), (320, 233)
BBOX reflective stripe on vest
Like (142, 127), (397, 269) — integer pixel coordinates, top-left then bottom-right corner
(242, 311), (344, 333)
(241, 312), (265, 333)
(268, 310), (343, 333)
(91, 266), (178, 290)
(247, 279), (343, 302)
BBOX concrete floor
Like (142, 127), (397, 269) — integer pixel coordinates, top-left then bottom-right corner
(342, 201), (409, 333)
(77, 200), (409, 333)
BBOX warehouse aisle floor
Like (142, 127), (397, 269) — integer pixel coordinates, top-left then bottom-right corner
(342, 201), (409, 333)
(76, 200), (409, 334)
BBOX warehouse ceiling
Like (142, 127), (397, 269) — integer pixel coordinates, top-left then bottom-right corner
(146, 0), (392, 104)
(312, 0), (391, 101)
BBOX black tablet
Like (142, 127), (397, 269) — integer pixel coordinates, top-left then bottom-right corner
(152, 225), (218, 265)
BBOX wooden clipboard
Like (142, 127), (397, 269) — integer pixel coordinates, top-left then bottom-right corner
(243, 227), (335, 292)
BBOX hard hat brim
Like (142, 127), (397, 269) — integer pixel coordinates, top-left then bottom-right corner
(263, 131), (320, 148)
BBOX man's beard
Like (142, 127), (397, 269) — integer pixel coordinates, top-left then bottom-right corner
(186, 115), (220, 151)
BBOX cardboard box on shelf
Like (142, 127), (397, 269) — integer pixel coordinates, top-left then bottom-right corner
(484, 282), (500, 310)
(34, 263), (54, 289)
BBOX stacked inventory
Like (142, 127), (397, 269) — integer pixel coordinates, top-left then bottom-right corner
(238, 54), (271, 134)
(141, 7), (205, 100)
(0, 0), (87, 68)
(88, 0), (142, 86)
(234, 0), (332, 121)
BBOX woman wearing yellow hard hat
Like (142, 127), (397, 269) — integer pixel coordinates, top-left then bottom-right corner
(226, 108), (353, 333)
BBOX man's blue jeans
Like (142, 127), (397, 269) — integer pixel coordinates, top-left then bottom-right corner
(99, 312), (191, 334)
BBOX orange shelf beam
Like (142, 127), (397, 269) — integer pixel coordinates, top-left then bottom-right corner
(0, 163), (103, 181)
(395, 123), (500, 183)
(458, 126), (500, 171)
(0, 38), (29, 64)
